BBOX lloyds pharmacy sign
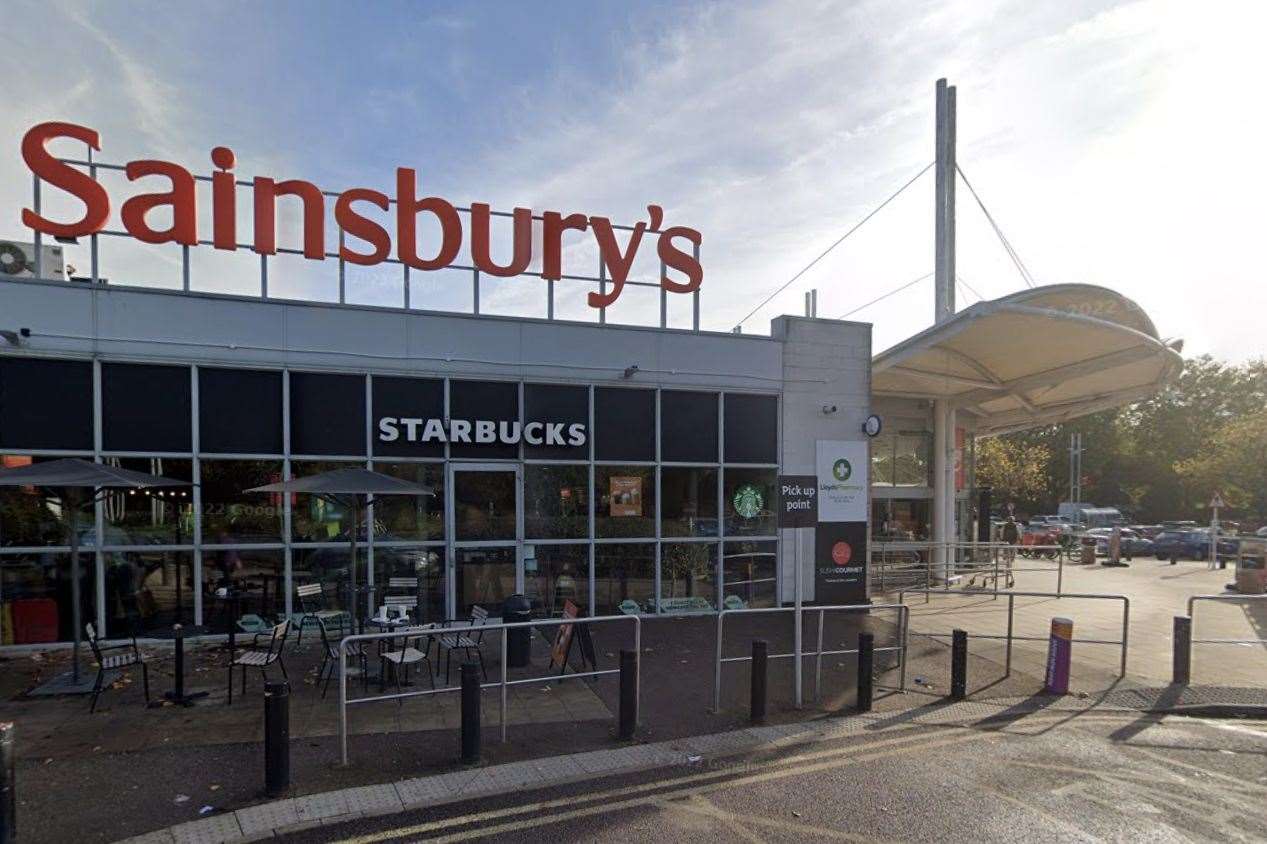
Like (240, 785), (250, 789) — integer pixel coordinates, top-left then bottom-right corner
(17, 122), (704, 313)
(378, 417), (587, 447)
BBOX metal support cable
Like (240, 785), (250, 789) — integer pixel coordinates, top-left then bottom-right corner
(836, 271), (933, 320)
(956, 274), (984, 302)
(956, 164), (1036, 289)
(733, 162), (934, 330)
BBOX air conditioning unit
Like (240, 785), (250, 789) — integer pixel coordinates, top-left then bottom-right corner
(0, 240), (68, 280)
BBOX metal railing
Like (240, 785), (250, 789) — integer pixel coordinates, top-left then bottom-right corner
(1179, 595), (1267, 682)
(898, 588), (1130, 678)
(712, 603), (909, 712)
(336, 614), (640, 765)
(871, 541), (1074, 597)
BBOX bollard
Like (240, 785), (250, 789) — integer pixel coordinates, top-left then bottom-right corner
(1, 722), (14, 844)
(750, 640), (768, 724)
(1044, 618), (1073, 695)
(618, 649), (638, 740)
(1173, 616), (1192, 685)
(857, 632), (874, 713)
(950, 629), (968, 701)
(264, 681), (290, 798)
(460, 662), (481, 764)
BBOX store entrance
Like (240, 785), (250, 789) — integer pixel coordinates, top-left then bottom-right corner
(448, 463), (521, 616)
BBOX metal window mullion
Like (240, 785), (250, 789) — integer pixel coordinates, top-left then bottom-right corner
(191, 365), (203, 625)
(659, 259), (667, 328)
(282, 369), (292, 617)
(89, 147), (99, 285)
(443, 378), (455, 620)
(260, 253), (268, 299)
(473, 269), (480, 315)
(587, 385), (596, 616)
(33, 173), (42, 279)
(364, 373), (374, 617)
(654, 389), (662, 613)
(403, 263), (410, 309)
(338, 231), (346, 305)
(692, 241), (700, 332)
(717, 392), (726, 601)
(92, 358), (105, 632)
(598, 257), (606, 325)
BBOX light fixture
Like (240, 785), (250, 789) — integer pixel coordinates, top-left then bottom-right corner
(622, 364), (640, 379)
(0, 328), (30, 347)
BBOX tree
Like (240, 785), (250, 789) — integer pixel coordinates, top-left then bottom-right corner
(1176, 409), (1267, 525)
(974, 436), (1051, 516)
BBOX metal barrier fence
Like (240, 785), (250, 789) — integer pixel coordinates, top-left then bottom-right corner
(897, 589), (1130, 678)
(337, 614), (640, 765)
(1177, 594), (1267, 683)
(712, 604), (909, 712)
(871, 542), (1073, 598)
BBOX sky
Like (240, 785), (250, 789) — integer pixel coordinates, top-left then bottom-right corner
(1, 0), (1263, 361)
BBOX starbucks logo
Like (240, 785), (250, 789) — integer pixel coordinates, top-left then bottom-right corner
(732, 483), (764, 519)
(832, 458), (852, 482)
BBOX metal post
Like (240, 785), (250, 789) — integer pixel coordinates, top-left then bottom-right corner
(499, 631), (508, 743)
(750, 640), (768, 724)
(857, 632), (874, 713)
(618, 649), (637, 740)
(0, 722), (13, 844)
(814, 609), (825, 702)
(338, 641), (348, 766)
(794, 530), (803, 707)
(1057, 554), (1064, 597)
(264, 681), (290, 798)
(1173, 616), (1191, 685)
(950, 629), (967, 701)
(713, 613), (724, 713)
(1005, 593), (1014, 677)
(172, 623), (185, 700)
(460, 662), (480, 764)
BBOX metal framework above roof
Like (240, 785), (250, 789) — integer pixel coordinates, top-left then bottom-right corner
(872, 284), (1183, 437)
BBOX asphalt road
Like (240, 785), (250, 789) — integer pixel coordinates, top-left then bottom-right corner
(280, 709), (1267, 843)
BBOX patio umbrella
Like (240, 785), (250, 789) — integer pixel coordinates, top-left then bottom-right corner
(247, 467), (433, 630)
(0, 458), (190, 688)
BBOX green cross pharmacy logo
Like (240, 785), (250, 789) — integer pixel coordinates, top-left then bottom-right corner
(832, 458), (852, 482)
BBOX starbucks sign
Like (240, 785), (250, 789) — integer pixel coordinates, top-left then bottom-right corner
(732, 483), (764, 519)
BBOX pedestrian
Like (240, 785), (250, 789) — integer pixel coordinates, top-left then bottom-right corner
(1001, 516), (1020, 587)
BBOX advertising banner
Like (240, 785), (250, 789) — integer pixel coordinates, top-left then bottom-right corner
(814, 521), (868, 605)
(609, 476), (643, 517)
(815, 440), (868, 522)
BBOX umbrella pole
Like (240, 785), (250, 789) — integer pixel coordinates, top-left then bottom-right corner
(67, 493), (82, 685)
(349, 501), (359, 634)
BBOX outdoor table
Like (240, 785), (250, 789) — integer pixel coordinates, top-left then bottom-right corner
(364, 614), (417, 684)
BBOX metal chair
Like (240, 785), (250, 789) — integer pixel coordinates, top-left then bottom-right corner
(293, 582), (349, 650)
(228, 619), (290, 704)
(379, 624), (439, 695)
(315, 616), (368, 699)
(438, 606), (489, 684)
(85, 623), (150, 713)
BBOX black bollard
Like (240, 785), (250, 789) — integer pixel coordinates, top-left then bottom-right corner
(857, 632), (874, 713)
(264, 681), (290, 798)
(618, 649), (638, 740)
(460, 662), (481, 764)
(1173, 616), (1192, 685)
(750, 640), (768, 724)
(950, 629), (967, 701)
(1, 722), (14, 844)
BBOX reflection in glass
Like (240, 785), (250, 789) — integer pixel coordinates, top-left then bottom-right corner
(203, 548), (286, 633)
(525, 544), (587, 616)
(372, 462), (444, 541)
(0, 551), (94, 644)
(0, 455), (73, 547)
(723, 468), (777, 536)
(524, 465), (588, 539)
(291, 461), (360, 542)
(200, 460), (283, 543)
(104, 550), (194, 636)
(102, 458), (193, 546)
(723, 540), (777, 609)
(456, 546), (515, 615)
(659, 543), (716, 613)
(871, 431), (932, 488)
(371, 545), (446, 624)
(594, 543), (654, 615)
(661, 467), (718, 538)
(871, 499), (931, 542)
(454, 471), (516, 541)
(595, 466), (655, 539)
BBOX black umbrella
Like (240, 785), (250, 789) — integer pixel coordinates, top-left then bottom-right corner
(248, 467), (433, 630)
(0, 458), (190, 686)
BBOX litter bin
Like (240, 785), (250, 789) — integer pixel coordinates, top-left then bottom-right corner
(1235, 538), (1266, 594)
(1080, 537), (1096, 566)
(503, 593), (533, 668)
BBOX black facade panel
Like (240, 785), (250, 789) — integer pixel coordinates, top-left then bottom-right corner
(199, 368), (283, 455)
(524, 383), (588, 459)
(103, 363), (192, 453)
(449, 380), (519, 459)
(0, 357), (94, 451)
(290, 372), (366, 455)
(660, 390), (718, 463)
(372, 376), (445, 457)
(723, 393), (778, 463)
(595, 387), (655, 461)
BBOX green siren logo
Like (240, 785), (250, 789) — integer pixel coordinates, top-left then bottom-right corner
(732, 483), (764, 519)
(832, 458), (852, 482)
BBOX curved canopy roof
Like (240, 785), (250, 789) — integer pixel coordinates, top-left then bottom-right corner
(872, 284), (1183, 437)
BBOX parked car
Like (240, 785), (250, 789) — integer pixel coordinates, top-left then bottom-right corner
(1151, 529), (1237, 561)
(1084, 527), (1152, 557)
(1258, 526), (1267, 538)
(1129, 524), (1164, 540)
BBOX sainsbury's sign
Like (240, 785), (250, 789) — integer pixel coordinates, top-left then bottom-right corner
(19, 122), (703, 310)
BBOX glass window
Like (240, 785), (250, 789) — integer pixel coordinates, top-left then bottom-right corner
(101, 458), (193, 546)
(203, 548), (286, 632)
(371, 462), (444, 541)
(870, 432), (896, 487)
(659, 543), (717, 613)
(724, 467), (777, 537)
(723, 540), (777, 609)
(200, 459), (284, 543)
(595, 465), (655, 538)
(524, 384), (588, 460)
(594, 543), (654, 616)
(872, 498), (931, 541)
(594, 387), (654, 461)
(0, 455), (74, 547)
(290, 372), (366, 456)
(660, 391), (717, 463)
(370, 546), (446, 625)
(660, 467), (718, 538)
(524, 464), (588, 539)
(0, 551), (94, 644)
(372, 376), (444, 458)
(0, 358), (93, 451)
(894, 432), (932, 487)
(103, 363), (192, 453)
(453, 469), (517, 541)
(525, 543), (587, 617)
(455, 546), (516, 616)
(291, 460), (361, 542)
(723, 393), (777, 464)
(449, 380), (519, 459)
(199, 368), (283, 455)
(104, 549), (194, 637)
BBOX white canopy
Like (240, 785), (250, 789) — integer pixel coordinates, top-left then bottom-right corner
(872, 284), (1183, 437)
